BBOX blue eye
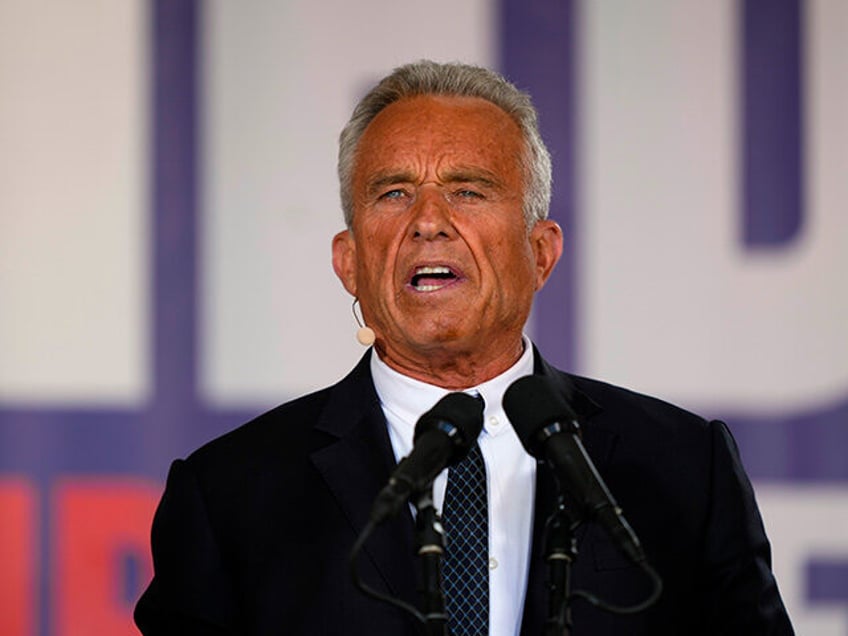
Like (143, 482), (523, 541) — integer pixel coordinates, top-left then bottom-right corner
(381, 189), (406, 199)
(456, 189), (482, 198)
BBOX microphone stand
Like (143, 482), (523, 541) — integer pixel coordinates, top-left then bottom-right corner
(544, 498), (579, 636)
(413, 487), (449, 636)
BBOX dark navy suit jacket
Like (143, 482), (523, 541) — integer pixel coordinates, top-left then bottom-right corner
(135, 349), (793, 635)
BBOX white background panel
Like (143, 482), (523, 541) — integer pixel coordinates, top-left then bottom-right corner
(201, 0), (495, 405)
(578, 0), (848, 414)
(0, 0), (148, 406)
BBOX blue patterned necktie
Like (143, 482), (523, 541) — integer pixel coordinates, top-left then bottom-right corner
(442, 442), (489, 635)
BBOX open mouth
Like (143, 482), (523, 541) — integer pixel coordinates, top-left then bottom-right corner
(409, 265), (460, 292)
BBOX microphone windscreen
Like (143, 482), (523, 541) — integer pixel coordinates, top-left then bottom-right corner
(503, 376), (578, 457)
(356, 326), (376, 346)
(414, 392), (484, 464)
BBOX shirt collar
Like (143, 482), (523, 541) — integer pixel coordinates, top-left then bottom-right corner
(370, 336), (535, 437)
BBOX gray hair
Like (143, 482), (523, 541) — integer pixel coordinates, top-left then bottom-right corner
(338, 60), (552, 229)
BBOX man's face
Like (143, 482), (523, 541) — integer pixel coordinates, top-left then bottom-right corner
(333, 95), (561, 379)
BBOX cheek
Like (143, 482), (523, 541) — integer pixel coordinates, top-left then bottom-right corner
(502, 247), (538, 301)
(486, 232), (534, 281)
(359, 215), (403, 248)
(355, 223), (403, 289)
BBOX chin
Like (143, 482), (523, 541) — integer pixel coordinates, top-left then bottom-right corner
(413, 331), (476, 354)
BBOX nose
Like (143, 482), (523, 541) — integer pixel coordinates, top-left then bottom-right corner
(409, 185), (455, 241)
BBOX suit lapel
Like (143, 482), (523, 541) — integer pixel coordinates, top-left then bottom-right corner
(309, 351), (418, 605)
(520, 350), (619, 636)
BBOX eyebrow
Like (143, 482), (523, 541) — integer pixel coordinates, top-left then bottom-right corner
(441, 168), (502, 190)
(364, 167), (504, 196)
(365, 171), (417, 197)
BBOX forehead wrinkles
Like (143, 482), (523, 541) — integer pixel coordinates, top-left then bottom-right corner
(353, 97), (524, 192)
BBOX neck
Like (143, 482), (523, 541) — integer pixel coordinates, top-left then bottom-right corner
(375, 337), (526, 390)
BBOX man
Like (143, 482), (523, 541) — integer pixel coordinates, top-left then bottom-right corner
(135, 61), (793, 635)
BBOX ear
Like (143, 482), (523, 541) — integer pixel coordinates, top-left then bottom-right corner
(332, 229), (358, 296)
(529, 220), (564, 291)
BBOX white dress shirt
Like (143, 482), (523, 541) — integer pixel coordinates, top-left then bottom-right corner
(370, 339), (537, 636)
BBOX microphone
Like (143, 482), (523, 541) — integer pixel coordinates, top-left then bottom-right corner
(503, 376), (646, 564)
(356, 326), (376, 346)
(370, 392), (484, 524)
(352, 299), (376, 346)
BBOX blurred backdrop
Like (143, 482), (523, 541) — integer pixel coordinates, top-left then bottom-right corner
(1, 0), (846, 634)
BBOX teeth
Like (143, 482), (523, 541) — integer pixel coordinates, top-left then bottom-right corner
(410, 265), (457, 292)
(414, 266), (452, 275)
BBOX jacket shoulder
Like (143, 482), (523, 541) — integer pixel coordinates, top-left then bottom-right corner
(565, 371), (712, 439)
(183, 387), (333, 480)
(184, 351), (376, 472)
